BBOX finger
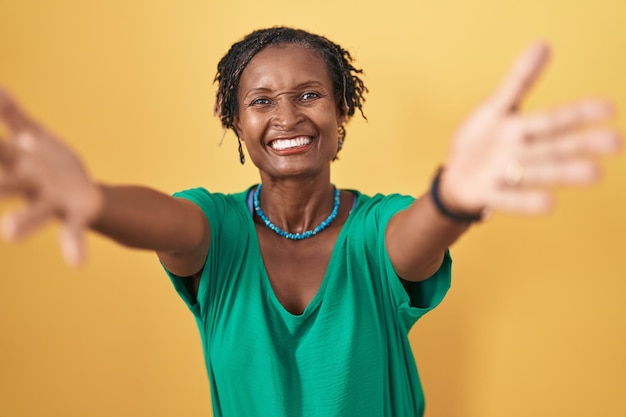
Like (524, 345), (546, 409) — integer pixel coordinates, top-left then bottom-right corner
(0, 87), (41, 135)
(523, 100), (615, 138)
(490, 189), (554, 215)
(521, 129), (622, 161)
(1, 201), (54, 241)
(487, 42), (551, 114)
(59, 222), (86, 267)
(518, 159), (601, 187)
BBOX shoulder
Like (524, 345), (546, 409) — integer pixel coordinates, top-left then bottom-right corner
(173, 186), (249, 204)
(172, 186), (254, 231)
(342, 190), (415, 245)
(172, 186), (252, 213)
(349, 190), (415, 217)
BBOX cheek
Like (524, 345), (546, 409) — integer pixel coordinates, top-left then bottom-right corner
(322, 111), (341, 135)
(238, 113), (267, 141)
(316, 102), (342, 127)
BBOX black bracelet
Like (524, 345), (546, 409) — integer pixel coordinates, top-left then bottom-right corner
(430, 167), (483, 223)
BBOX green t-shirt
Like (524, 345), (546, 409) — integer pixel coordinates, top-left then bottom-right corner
(165, 187), (451, 417)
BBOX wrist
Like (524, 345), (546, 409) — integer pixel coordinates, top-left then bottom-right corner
(82, 182), (105, 228)
(430, 167), (488, 223)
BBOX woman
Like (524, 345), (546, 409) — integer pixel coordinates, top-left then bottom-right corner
(0, 27), (621, 416)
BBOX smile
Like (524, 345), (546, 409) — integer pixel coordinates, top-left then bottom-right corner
(269, 136), (312, 151)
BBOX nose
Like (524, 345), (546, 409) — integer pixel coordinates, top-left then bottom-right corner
(272, 99), (304, 130)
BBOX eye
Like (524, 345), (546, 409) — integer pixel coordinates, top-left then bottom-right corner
(250, 97), (271, 106)
(300, 92), (320, 102)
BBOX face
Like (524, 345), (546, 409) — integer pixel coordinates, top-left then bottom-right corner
(233, 44), (344, 179)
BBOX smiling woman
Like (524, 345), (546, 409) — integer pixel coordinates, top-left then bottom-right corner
(0, 26), (622, 417)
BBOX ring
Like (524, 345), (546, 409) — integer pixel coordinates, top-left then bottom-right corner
(503, 161), (524, 187)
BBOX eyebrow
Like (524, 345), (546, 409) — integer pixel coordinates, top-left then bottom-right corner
(242, 81), (328, 97)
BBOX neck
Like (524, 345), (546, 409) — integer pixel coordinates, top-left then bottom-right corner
(255, 175), (336, 235)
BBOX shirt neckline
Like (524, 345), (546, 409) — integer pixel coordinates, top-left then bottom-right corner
(243, 185), (360, 319)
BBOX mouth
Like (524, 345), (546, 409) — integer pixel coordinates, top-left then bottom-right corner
(268, 135), (314, 152)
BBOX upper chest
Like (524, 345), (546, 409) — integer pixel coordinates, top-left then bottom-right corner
(256, 225), (339, 315)
(253, 191), (354, 315)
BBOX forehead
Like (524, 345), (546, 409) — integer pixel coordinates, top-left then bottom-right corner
(238, 44), (332, 92)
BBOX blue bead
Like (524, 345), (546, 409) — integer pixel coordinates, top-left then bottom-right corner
(253, 184), (340, 240)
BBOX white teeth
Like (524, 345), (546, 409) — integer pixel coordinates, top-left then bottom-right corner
(270, 136), (311, 150)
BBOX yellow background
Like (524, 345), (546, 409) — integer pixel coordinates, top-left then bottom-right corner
(1, 1), (625, 416)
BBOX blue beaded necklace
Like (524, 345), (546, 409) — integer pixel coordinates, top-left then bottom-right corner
(253, 184), (341, 240)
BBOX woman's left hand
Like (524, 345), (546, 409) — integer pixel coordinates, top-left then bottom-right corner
(439, 42), (622, 217)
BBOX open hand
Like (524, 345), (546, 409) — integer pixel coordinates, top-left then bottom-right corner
(440, 42), (622, 216)
(0, 88), (102, 266)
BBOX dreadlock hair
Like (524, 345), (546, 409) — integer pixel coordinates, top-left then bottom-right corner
(214, 27), (368, 159)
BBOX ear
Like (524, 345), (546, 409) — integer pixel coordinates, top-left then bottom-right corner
(335, 107), (346, 128)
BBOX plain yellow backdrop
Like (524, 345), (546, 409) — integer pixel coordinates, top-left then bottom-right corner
(1, 1), (625, 416)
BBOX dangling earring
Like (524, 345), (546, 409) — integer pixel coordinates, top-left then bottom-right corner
(333, 125), (346, 161)
(237, 136), (245, 165)
(337, 125), (346, 152)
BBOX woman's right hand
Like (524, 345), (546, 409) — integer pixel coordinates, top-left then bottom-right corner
(0, 87), (102, 266)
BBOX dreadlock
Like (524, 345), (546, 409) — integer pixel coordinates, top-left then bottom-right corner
(214, 27), (367, 158)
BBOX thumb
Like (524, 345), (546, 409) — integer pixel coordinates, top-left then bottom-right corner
(58, 222), (87, 268)
(487, 42), (551, 114)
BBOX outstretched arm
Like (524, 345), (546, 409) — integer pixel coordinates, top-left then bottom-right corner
(386, 42), (622, 282)
(0, 89), (209, 276)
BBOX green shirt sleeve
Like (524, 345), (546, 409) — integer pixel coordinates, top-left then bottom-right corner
(161, 187), (229, 318)
(372, 193), (452, 331)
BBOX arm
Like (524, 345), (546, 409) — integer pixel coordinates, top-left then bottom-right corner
(387, 42), (622, 282)
(0, 89), (209, 276)
(93, 186), (210, 277)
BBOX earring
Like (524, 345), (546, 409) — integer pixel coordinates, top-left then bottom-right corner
(237, 136), (245, 165)
(337, 125), (346, 152)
